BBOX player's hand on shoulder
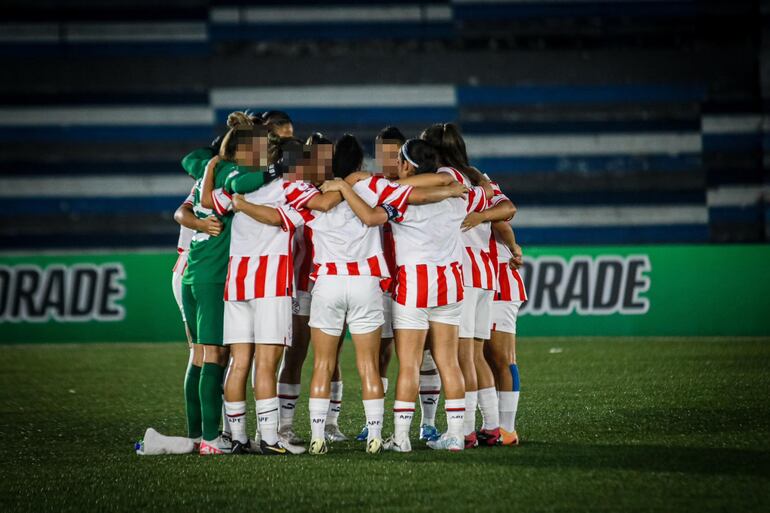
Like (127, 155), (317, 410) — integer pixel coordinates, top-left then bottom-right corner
(510, 244), (524, 269)
(461, 212), (484, 232)
(448, 181), (469, 198)
(232, 194), (245, 212)
(320, 178), (348, 193)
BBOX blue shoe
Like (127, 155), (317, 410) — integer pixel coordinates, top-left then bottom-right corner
(419, 424), (440, 442)
(355, 425), (369, 442)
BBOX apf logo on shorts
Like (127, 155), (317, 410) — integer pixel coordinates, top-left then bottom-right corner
(0, 263), (126, 323)
(519, 255), (651, 316)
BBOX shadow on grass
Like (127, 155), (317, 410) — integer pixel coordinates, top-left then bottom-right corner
(286, 440), (770, 478)
(471, 441), (770, 477)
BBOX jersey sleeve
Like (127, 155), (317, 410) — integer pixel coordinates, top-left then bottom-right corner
(353, 175), (388, 207)
(180, 147), (215, 180)
(378, 183), (414, 223)
(226, 170), (267, 195)
(277, 205), (314, 232)
(284, 181), (320, 210)
(211, 188), (232, 216)
(466, 185), (488, 213)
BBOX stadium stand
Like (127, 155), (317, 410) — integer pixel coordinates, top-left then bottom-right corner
(0, 0), (767, 248)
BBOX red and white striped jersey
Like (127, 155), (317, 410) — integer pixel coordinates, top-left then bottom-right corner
(386, 173), (487, 308)
(307, 175), (409, 280)
(486, 183), (527, 302)
(215, 179), (318, 301)
(436, 167), (495, 291)
(293, 225), (314, 293)
(172, 225), (195, 276)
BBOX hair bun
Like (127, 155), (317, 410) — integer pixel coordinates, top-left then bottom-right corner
(227, 111), (254, 129)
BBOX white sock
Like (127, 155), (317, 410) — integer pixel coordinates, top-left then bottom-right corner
(327, 381), (343, 426)
(478, 387), (500, 430)
(463, 391), (478, 436)
(309, 397), (330, 441)
(393, 400), (415, 439)
(381, 377), (389, 395)
(255, 397), (280, 445)
(224, 400), (247, 443)
(445, 398), (466, 439)
(419, 373), (441, 426)
(277, 382), (301, 428)
(363, 398), (385, 440)
(499, 391), (520, 432)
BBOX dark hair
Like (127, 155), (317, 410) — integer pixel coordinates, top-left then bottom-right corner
(421, 123), (484, 185)
(272, 137), (305, 169)
(376, 126), (406, 145)
(220, 112), (268, 161)
(400, 139), (438, 175)
(306, 132), (333, 146)
(332, 133), (364, 179)
(261, 110), (293, 129)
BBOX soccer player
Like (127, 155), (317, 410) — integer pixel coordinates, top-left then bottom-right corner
(215, 137), (342, 455)
(324, 138), (482, 452)
(276, 132), (343, 445)
(174, 123), (241, 454)
(483, 184), (526, 446)
(422, 123), (515, 448)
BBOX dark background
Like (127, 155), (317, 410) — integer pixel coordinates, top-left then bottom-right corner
(1, 0), (768, 248)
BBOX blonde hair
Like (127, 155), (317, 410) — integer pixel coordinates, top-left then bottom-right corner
(218, 111), (259, 161)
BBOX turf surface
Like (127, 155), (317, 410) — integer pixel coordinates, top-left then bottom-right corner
(1, 337), (769, 513)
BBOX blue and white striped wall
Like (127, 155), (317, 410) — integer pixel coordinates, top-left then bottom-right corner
(3, 83), (768, 246)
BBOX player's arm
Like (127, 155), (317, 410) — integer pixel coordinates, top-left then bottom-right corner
(200, 156), (220, 211)
(461, 198), (516, 231)
(344, 171), (372, 185)
(320, 179), (388, 227)
(174, 202), (222, 237)
(492, 221), (523, 269)
(228, 171), (266, 195)
(181, 147), (215, 180)
(396, 173), (453, 187)
(304, 191), (343, 212)
(408, 181), (468, 205)
(231, 194), (282, 226)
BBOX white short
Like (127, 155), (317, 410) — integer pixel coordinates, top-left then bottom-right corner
(392, 301), (463, 331)
(171, 272), (185, 322)
(292, 289), (312, 317)
(223, 296), (293, 346)
(309, 275), (384, 337)
(491, 300), (523, 335)
(381, 293), (394, 339)
(459, 287), (494, 340)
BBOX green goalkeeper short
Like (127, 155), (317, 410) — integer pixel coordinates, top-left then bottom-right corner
(181, 282), (225, 346)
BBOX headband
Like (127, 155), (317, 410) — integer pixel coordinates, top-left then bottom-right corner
(400, 140), (420, 169)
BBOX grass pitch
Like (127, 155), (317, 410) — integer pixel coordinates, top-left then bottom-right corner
(1, 337), (769, 513)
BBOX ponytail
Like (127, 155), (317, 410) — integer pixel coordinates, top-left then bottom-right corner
(420, 123), (483, 185)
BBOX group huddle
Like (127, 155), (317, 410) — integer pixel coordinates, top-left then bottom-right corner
(158, 110), (527, 456)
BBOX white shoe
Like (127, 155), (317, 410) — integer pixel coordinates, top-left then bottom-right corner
(325, 424), (348, 442)
(366, 437), (383, 454)
(427, 433), (464, 452)
(383, 434), (412, 453)
(137, 427), (195, 455)
(278, 424), (304, 445)
(199, 435), (232, 455)
(309, 438), (328, 455)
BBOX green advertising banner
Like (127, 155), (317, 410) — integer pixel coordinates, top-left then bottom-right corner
(1, 244), (769, 343)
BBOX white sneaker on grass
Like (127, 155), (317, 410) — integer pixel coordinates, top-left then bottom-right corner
(383, 434), (412, 453)
(325, 424), (348, 442)
(427, 433), (464, 452)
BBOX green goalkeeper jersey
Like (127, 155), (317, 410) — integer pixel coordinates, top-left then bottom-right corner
(180, 148), (268, 285)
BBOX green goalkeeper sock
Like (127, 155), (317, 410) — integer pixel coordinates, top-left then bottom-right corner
(199, 363), (226, 442)
(184, 363), (203, 439)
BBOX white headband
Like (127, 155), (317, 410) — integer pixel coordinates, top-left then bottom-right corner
(400, 141), (420, 169)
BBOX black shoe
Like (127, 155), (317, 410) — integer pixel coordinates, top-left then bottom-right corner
(259, 439), (289, 456)
(231, 439), (251, 455)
